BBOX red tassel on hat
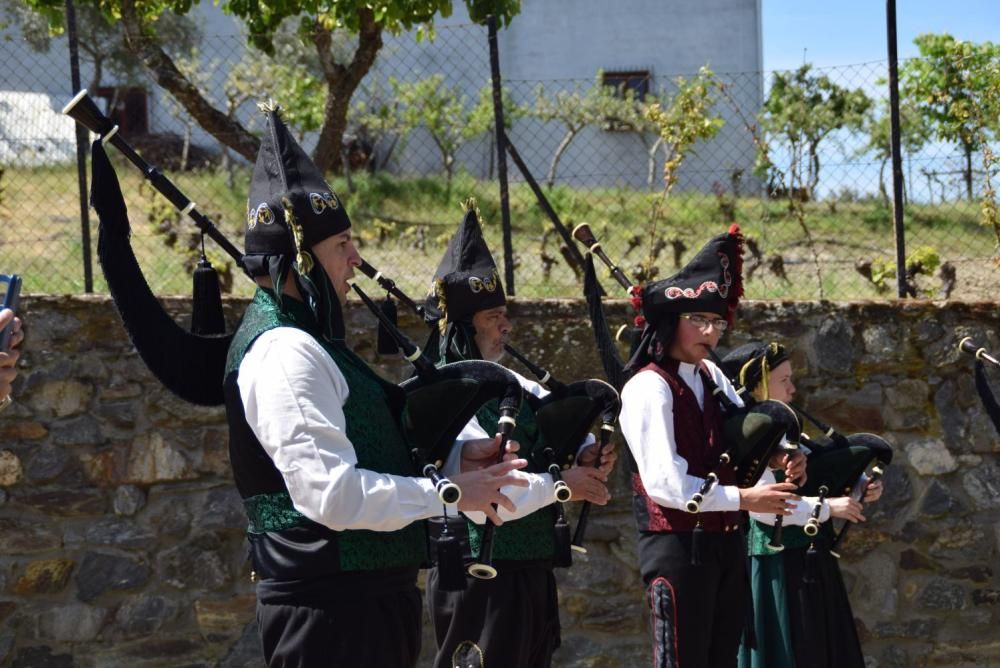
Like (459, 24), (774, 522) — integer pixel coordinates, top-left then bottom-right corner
(726, 223), (744, 325)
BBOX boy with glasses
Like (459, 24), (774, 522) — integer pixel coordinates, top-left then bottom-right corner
(619, 225), (805, 668)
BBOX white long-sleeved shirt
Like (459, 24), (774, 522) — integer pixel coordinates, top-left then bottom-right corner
(619, 358), (744, 513)
(238, 327), (454, 532)
(748, 466), (830, 526)
(444, 368), (596, 524)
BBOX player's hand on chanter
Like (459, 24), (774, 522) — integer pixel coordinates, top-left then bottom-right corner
(576, 442), (617, 475)
(782, 449), (807, 485)
(561, 465), (611, 505)
(459, 435), (521, 472)
(862, 478), (883, 503)
(453, 458), (529, 525)
(738, 482), (800, 515)
(828, 496), (865, 523)
(768, 449), (807, 486)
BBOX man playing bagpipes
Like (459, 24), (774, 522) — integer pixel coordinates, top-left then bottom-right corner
(722, 342), (886, 668)
(423, 203), (616, 668)
(616, 225), (807, 668)
(75, 86), (536, 666)
(222, 107), (539, 667)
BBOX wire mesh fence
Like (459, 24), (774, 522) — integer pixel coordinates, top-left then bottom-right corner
(0, 18), (996, 302)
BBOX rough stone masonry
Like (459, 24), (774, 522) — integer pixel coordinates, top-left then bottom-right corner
(0, 296), (996, 667)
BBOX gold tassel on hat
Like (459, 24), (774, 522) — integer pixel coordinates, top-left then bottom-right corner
(283, 195), (314, 274)
(462, 196), (483, 222)
(257, 98), (280, 114)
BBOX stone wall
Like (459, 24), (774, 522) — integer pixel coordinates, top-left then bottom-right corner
(0, 296), (997, 667)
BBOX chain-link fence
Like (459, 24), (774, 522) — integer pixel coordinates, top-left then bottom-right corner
(1, 17), (996, 301)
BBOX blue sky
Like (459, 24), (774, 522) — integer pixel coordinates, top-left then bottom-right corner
(762, 0), (1000, 71)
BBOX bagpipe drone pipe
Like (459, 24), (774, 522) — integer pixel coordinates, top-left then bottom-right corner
(959, 337), (1000, 437)
(65, 90), (238, 407)
(572, 223), (801, 509)
(357, 260), (622, 568)
(65, 89), (529, 591)
(789, 405), (892, 582)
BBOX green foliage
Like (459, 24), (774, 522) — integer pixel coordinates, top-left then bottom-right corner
(7, 0), (198, 90)
(23, 0), (522, 174)
(643, 66), (725, 190)
(980, 142), (999, 249)
(858, 98), (931, 201)
(868, 245), (941, 296)
(899, 33), (1000, 200)
(388, 76), (522, 187)
(760, 64), (872, 197)
(531, 73), (651, 187)
(24, 0), (517, 52)
(900, 34), (1000, 146)
(860, 98), (931, 161)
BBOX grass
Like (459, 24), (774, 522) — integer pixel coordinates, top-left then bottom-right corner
(0, 158), (995, 301)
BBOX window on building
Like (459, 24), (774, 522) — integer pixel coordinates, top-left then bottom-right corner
(601, 70), (652, 101)
(600, 69), (651, 132)
(95, 87), (149, 136)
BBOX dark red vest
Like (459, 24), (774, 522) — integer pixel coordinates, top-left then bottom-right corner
(630, 360), (742, 533)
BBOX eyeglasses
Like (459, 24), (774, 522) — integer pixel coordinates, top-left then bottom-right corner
(679, 313), (729, 332)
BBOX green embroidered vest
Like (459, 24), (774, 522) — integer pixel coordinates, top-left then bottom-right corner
(466, 397), (556, 562)
(228, 289), (427, 571)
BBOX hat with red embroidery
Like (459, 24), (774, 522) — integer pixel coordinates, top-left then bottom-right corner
(639, 223), (744, 326)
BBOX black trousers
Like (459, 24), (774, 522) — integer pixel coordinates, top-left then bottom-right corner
(784, 547), (865, 668)
(638, 532), (748, 668)
(428, 561), (560, 668)
(256, 570), (422, 668)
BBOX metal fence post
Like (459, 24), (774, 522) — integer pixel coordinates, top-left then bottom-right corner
(65, 0), (93, 293)
(886, 0), (907, 298)
(487, 14), (515, 296)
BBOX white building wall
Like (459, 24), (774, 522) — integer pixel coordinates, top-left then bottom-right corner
(2, 0), (762, 187)
(383, 0), (764, 191)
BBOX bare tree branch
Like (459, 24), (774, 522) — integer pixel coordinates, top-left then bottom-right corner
(119, 0), (260, 162)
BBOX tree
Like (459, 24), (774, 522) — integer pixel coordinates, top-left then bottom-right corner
(640, 66), (724, 278)
(3, 1), (197, 103)
(899, 33), (1000, 200)
(24, 0), (521, 172)
(760, 64), (872, 199)
(859, 98), (930, 204)
(532, 74), (640, 188)
(392, 76), (521, 191)
(642, 67), (724, 192)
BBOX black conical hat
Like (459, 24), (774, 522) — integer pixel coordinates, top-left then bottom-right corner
(427, 201), (506, 323)
(244, 106), (351, 264)
(640, 223), (744, 325)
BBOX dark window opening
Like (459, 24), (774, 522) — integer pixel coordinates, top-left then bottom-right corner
(602, 70), (652, 100)
(600, 69), (651, 132)
(95, 86), (149, 136)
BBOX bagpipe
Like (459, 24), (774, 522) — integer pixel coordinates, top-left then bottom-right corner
(710, 347), (807, 553)
(712, 341), (894, 556)
(686, 357), (800, 514)
(959, 337), (1000, 437)
(64, 89), (531, 591)
(571, 223), (800, 510)
(790, 405), (892, 569)
(357, 260), (621, 570)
